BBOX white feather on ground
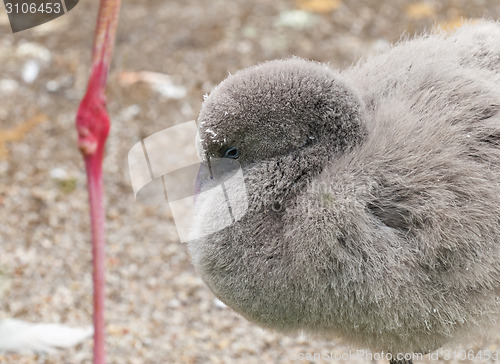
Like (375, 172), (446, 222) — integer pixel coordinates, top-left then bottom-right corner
(0, 319), (92, 354)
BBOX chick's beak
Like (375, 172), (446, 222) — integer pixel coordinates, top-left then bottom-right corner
(194, 161), (211, 200)
(194, 157), (241, 203)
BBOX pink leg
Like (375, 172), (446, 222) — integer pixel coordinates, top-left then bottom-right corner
(75, 1), (121, 363)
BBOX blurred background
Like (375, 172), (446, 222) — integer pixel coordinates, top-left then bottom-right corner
(0, 0), (499, 363)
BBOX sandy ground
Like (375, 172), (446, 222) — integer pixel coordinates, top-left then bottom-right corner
(0, 0), (499, 363)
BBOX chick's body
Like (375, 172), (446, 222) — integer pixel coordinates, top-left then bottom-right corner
(189, 22), (500, 355)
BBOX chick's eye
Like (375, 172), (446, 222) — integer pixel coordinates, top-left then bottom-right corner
(223, 147), (239, 159)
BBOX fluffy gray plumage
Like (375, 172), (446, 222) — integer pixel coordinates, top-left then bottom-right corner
(189, 21), (500, 356)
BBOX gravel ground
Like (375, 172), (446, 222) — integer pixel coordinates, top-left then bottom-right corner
(0, 0), (499, 363)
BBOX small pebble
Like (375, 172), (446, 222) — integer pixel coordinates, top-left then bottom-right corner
(22, 60), (40, 84)
(0, 79), (18, 93)
(275, 10), (317, 29)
